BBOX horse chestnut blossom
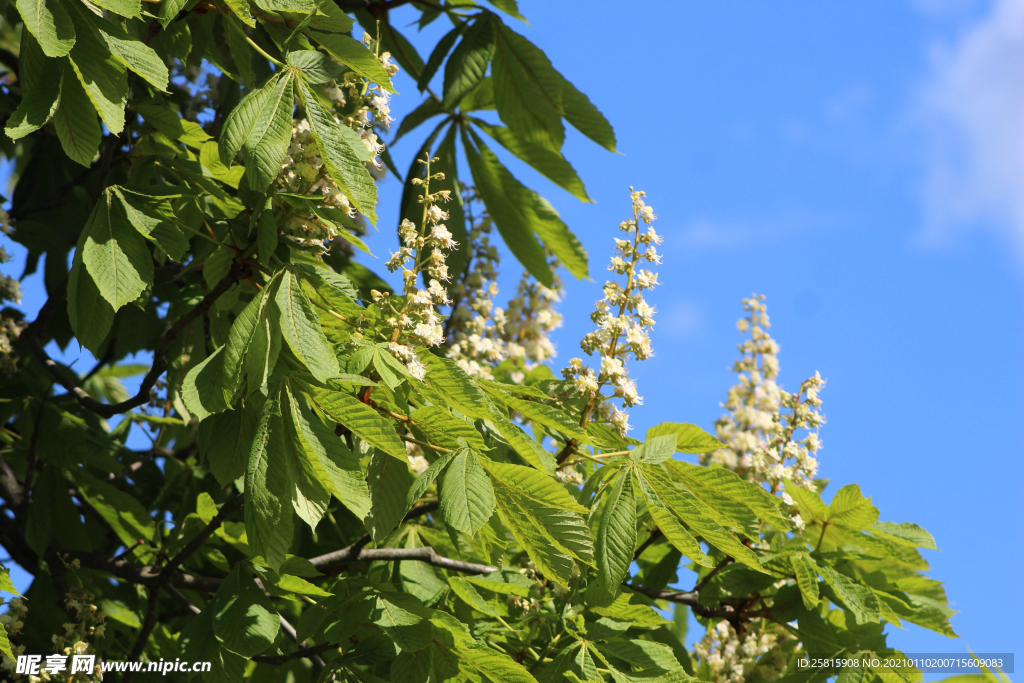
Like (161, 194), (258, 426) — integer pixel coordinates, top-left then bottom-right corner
(563, 188), (661, 435)
(376, 158), (456, 380)
(704, 295), (826, 510)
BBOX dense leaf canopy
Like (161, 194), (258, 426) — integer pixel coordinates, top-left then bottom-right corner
(0, 1), (970, 682)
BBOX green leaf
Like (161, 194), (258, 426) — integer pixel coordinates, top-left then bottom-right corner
(374, 591), (433, 652)
(220, 288), (269, 400)
(306, 31), (395, 93)
(5, 33), (62, 139)
(199, 406), (258, 487)
(212, 565), (280, 656)
(827, 484), (879, 531)
(286, 383), (371, 518)
(91, 0), (141, 18)
(365, 448), (414, 542)
(818, 563), (880, 625)
(594, 472), (636, 595)
(17, 0), (75, 57)
(52, 60), (101, 166)
(268, 573), (333, 597)
(274, 270), (340, 382)
(286, 49), (344, 84)
(629, 435), (677, 464)
(0, 567), (23, 597)
(482, 459), (593, 588)
(598, 640), (682, 673)
(448, 576), (500, 616)
(115, 188), (190, 261)
(219, 73), (278, 164)
(295, 76), (378, 224)
(67, 239), (114, 353)
(790, 552), (820, 609)
(666, 460), (791, 532)
(491, 22), (564, 150)
(81, 190), (153, 310)
(474, 120), (591, 202)
(392, 95), (445, 145)
(442, 13), (494, 109)
(281, 384), (333, 529)
(455, 644), (541, 683)
(646, 423), (725, 455)
(95, 18), (169, 91)
(305, 384), (407, 460)
(461, 126), (550, 284)
(869, 521), (937, 550)
(463, 128), (587, 282)
(0, 619), (14, 662)
(440, 449), (495, 537)
(642, 463), (764, 569)
(557, 72), (617, 152)
(182, 347), (231, 421)
(74, 470), (157, 545)
(464, 576), (530, 597)
(419, 21), (464, 92)
(245, 396), (295, 571)
(242, 71), (294, 190)
(65, 3), (128, 134)
(179, 609), (248, 683)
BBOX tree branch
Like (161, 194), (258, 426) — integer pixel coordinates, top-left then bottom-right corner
(623, 582), (765, 621)
(313, 545), (497, 576)
(252, 642), (340, 666)
(22, 265), (241, 419)
(161, 493), (244, 577)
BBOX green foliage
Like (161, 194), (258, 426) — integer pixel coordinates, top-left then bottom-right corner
(0, 2), (959, 682)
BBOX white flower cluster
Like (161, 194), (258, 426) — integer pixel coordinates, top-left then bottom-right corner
(562, 189), (661, 434)
(273, 45), (399, 249)
(693, 620), (778, 683)
(376, 158), (456, 380)
(0, 245), (23, 373)
(500, 270), (563, 377)
(704, 296), (826, 508)
(1, 584), (106, 681)
(446, 205), (506, 379)
(444, 194), (564, 382)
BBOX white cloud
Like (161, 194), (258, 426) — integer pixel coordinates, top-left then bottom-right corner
(921, 0), (1024, 265)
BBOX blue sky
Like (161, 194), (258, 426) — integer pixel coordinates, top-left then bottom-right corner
(4, 0), (1023, 672)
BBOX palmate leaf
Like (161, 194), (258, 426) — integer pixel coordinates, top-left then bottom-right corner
(482, 459), (592, 588)
(274, 269), (340, 382)
(443, 12), (495, 108)
(6, 32), (62, 140)
(16, 0), (74, 57)
(439, 449), (495, 537)
(491, 20), (564, 151)
(199, 406), (258, 487)
(80, 189), (153, 310)
(51, 59), (101, 166)
(212, 565), (280, 656)
(295, 75), (378, 224)
(245, 395), (295, 571)
(463, 127), (588, 282)
(472, 119), (591, 202)
(64, 1), (128, 134)
(365, 448), (414, 542)
(633, 463), (763, 570)
(593, 470), (637, 595)
(304, 383), (408, 460)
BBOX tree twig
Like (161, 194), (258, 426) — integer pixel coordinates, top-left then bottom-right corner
(22, 265), (241, 419)
(161, 494), (244, 578)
